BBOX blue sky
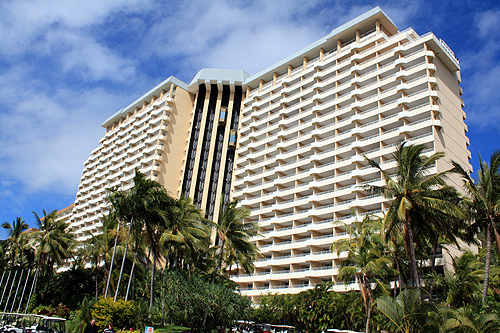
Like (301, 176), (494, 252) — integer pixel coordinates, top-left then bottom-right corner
(1, 0), (500, 240)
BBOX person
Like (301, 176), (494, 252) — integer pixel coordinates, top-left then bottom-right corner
(103, 324), (115, 333)
(84, 319), (98, 333)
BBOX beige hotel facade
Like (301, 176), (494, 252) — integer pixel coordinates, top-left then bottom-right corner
(65, 7), (471, 300)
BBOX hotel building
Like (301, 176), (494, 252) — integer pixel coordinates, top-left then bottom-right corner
(66, 7), (470, 300)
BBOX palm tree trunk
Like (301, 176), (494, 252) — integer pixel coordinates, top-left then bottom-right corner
(212, 239), (225, 284)
(482, 219), (492, 303)
(0, 270), (12, 307)
(430, 238), (438, 273)
(0, 272), (5, 298)
(95, 273), (98, 301)
(150, 252), (156, 307)
(8, 269), (22, 313)
(16, 269), (30, 313)
(115, 218), (133, 302)
(125, 260), (135, 301)
(24, 268), (39, 314)
(394, 249), (403, 297)
(365, 279), (373, 333)
(358, 276), (370, 333)
(3, 270), (18, 312)
(205, 240), (226, 327)
(105, 222), (121, 298)
(405, 212), (420, 288)
(428, 238), (439, 298)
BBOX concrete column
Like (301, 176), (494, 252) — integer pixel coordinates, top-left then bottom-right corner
(211, 91), (235, 223)
(189, 85), (211, 196)
(200, 88), (224, 211)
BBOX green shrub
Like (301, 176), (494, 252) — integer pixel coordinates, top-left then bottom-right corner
(91, 297), (137, 330)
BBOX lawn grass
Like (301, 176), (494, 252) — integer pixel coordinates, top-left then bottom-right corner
(155, 325), (190, 333)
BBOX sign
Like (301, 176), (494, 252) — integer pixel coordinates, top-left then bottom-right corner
(144, 327), (154, 333)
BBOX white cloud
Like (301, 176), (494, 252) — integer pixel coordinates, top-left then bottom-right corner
(0, 66), (126, 194)
(0, 0), (148, 55)
(53, 31), (138, 82)
(142, 1), (341, 76)
(138, 0), (423, 79)
(459, 9), (500, 128)
(475, 9), (500, 38)
(0, 0), (145, 84)
(199, 25), (320, 75)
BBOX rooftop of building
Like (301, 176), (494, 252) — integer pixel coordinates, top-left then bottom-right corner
(243, 6), (397, 88)
(100, 6), (460, 128)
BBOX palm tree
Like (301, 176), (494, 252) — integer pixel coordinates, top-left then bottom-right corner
(1, 217), (29, 267)
(224, 247), (256, 276)
(211, 199), (259, 283)
(422, 186), (465, 272)
(453, 150), (500, 303)
(137, 190), (176, 306)
(160, 196), (210, 271)
(377, 288), (437, 333)
(331, 214), (394, 333)
(107, 170), (168, 304)
(0, 242), (7, 268)
(382, 222), (407, 295)
(429, 251), (483, 307)
(365, 142), (463, 287)
(81, 212), (124, 299)
(27, 210), (76, 278)
(433, 305), (500, 332)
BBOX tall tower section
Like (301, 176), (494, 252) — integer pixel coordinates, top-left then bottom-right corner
(68, 77), (194, 242)
(181, 69), (248, 221)
(231, 7), (470, 300)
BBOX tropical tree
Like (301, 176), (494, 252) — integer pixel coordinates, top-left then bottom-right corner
(1, 217), (29, 267)
(80, 212), (125, 299)
(154, 270), (251, 331)
(139, 189), (176, 306)
(27, 210), (76, 278)
(421, 186), (465, 272)
(294, 282), (340, 333)
(382, 222), (408, 295)
(453, 150), (500, 303)
(331, 214), (394, 333)
(432, 305), (500, 332)
(365, 142), (463, 287)
(160, 196), (210, 271)
(376, 288), (436, 333)
(0, 241), (7, 268)
(212, 199), (259, 283)
(107, 170), (169, 305)
(429, 251), (484, 307)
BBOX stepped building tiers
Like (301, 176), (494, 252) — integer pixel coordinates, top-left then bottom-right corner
(66, 7), (470, 300)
